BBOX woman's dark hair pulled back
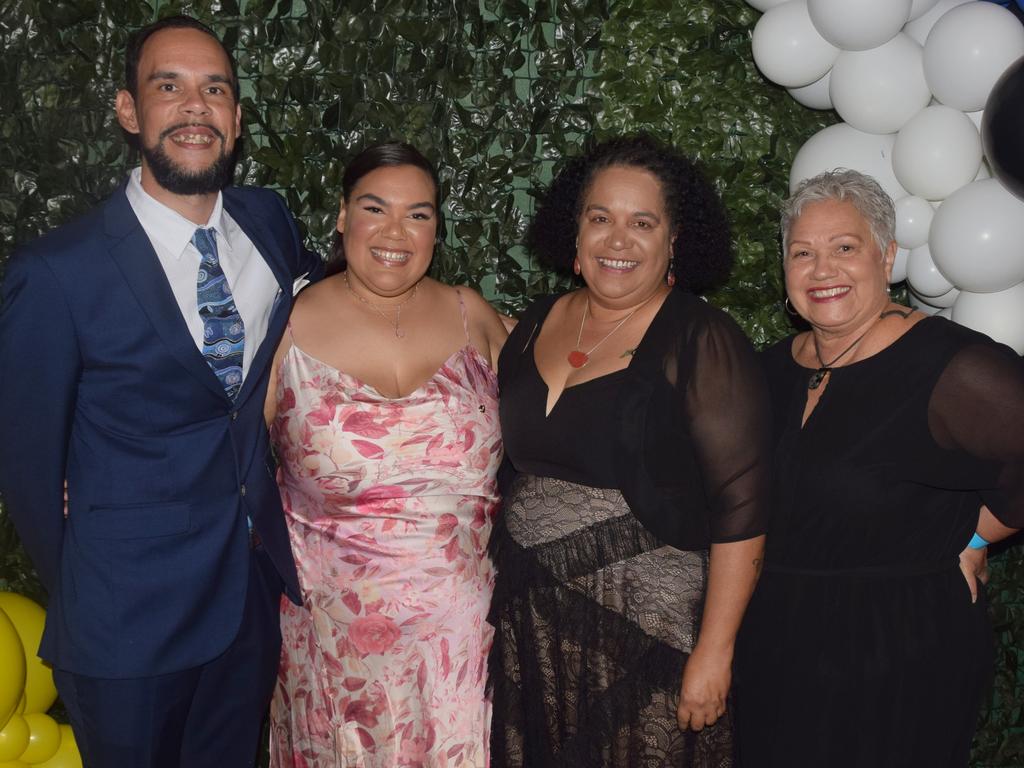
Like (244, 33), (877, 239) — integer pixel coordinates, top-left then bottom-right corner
(326, 142), (443, 276)
(527, 134), (733, 294)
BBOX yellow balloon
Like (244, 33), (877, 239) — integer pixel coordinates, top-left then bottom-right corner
(0, 715), (28, 761)
(34, 725), (80, 768)
(20, 713), (60, 764)
(0, 611), (25, 731)
(0, 595), (56, 715)
(0, 761), (30, 768)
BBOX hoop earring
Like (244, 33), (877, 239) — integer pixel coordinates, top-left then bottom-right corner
(784, 296), (798, 316)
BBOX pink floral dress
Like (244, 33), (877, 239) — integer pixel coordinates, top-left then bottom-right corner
(269, 294), (501, 768)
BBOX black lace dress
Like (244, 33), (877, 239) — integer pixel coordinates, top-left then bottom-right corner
(489, 291), (771, 768)
(735, 318), (1024, 768)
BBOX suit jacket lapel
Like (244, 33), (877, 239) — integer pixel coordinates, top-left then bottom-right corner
(223, 192), (293, 406)
(103, 190), (228, 401)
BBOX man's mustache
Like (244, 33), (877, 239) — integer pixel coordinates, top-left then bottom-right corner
(158, 123), (226, 142)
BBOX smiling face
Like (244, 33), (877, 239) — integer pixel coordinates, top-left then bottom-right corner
(115, 27), (240, 199)
(576, 165), (675, 309)
(785, 198), (896, 336)
(337, 164), (438, 298)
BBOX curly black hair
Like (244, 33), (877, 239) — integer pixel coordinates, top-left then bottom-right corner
(527, 134), (733, 294)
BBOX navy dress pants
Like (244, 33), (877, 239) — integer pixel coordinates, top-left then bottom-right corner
(53, 545), (283, 768)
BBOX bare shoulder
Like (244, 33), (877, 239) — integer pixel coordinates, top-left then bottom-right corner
(450, 284), (506, 329)
(293, 273), (340, 307)
(290, 273), (344, 321)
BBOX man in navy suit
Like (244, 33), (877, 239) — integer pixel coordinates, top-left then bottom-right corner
(0, 16), (322, 766)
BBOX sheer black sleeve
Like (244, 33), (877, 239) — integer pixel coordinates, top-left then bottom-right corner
(679, 308), (772, 543)
(928, 341), (1024, 528)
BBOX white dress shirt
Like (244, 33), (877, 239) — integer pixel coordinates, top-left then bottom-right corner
(125, 168), (279, 381)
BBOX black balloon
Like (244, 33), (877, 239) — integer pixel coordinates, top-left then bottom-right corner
(982, 54), (1024, 201)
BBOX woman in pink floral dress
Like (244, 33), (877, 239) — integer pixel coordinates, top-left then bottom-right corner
(264, 143), (507, 767)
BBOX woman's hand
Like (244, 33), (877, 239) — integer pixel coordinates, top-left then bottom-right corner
(677, 642), (731, 731)
(958, 544), (989, 604)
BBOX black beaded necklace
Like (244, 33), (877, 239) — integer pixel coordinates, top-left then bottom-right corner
(807, 315), (882, 390)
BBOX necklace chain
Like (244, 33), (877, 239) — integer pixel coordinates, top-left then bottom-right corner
(343, 272), (418, 339)
(568, 292), (655, 369)
(807, 313), (883, 390)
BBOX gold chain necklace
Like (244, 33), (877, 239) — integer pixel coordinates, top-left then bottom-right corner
(343, 273), (418, 339)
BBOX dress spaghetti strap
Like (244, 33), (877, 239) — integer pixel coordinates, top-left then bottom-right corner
(455, 288), (471, 344)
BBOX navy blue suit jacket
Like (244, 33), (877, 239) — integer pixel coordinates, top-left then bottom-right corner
(0, 184), (323, 678)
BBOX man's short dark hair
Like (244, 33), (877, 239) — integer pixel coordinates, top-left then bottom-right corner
(124, 15), (240, 101)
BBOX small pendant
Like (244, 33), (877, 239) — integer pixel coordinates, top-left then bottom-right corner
(567, 350), (589, 368)
(395, 328), (406, 339)
(807, 367), (829, 390)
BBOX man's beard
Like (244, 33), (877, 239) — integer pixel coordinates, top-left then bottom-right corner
(141, 124), (236, 195)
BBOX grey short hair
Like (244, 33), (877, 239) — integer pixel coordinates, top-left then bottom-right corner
(781, 169), (896, 257)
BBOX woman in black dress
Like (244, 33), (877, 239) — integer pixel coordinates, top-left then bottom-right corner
(736, 169), (1024, 767)
(489, 135), (772, 767)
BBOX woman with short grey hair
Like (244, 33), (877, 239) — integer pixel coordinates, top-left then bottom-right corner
(780, 168), (896, 258)
(735, 168), (1024, 767)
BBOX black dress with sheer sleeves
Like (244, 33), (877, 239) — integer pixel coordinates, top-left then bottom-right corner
(735, 317), (1024, 768)
(489, 290), (772, 768)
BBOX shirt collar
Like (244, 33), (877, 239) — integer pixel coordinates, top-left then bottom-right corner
(125, 167), (230, 259)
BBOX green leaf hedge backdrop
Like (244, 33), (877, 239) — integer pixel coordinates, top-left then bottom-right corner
(0, 0), (1020, 763)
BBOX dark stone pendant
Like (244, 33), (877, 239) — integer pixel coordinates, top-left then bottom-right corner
(807, 367), (829, 390)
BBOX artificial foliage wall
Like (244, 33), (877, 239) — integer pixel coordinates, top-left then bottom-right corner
(0, 0), (1020, 764)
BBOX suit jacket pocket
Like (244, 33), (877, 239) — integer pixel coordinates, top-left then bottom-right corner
(82, 502), (190, 539)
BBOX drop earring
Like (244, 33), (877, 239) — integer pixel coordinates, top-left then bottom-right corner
(573, 258), (581, 276)
(666, 257), (676, 287)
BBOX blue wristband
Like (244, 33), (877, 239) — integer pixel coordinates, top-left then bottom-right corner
(969, 532), (989, 549)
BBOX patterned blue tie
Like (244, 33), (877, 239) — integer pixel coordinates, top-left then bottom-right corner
(193, 228), (245, 399)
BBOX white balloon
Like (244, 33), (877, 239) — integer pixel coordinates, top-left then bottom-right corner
(952, 282), (1024, 353)
(807, 0), (911, 51)
(975, 159), (992, 181)
(787, 70), (833, 110)
(910, 295), (943, 315)
(936, 306), (953, 318)
(904, 0), (973, 46)
(892, 246), (910, 283)
(894, 195), (934, 249)
(752, 1), (840, 88)
(908, 0), (941, 22)
(907, 243), (955, 297)
(747, 0), (790, 10)
(892, 105), (982, 200)
(829, 34), (932, 134)
(923, 3), (1024, 112)
(790, 123), (908, 202)
(915, 285), (961, 307)
(930, 178), (1024, 292)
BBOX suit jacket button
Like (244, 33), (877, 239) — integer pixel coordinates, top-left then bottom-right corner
(231, 411), (238, 421)
(240, 484), (247, 496)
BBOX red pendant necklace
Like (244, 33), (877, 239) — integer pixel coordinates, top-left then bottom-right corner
(567, 295), (646, 368)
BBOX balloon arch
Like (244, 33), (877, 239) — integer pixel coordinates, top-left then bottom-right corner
(749, 0), (1024, 353)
